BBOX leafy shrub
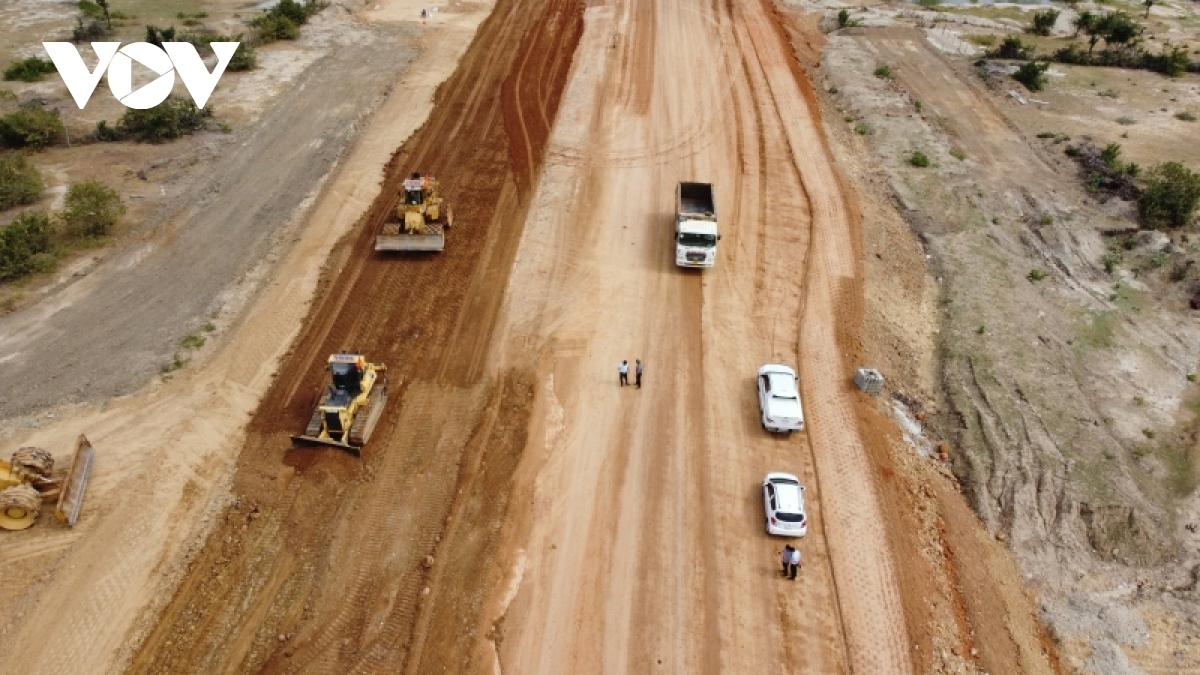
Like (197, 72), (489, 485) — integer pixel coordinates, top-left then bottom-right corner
(1030, 9), (1060, 36)
(104, 95), (212, 143)
(3, 57), (58, 83)
(59, 181), (125, 237)
(1177, 111), (1197, 122)
(874, 64), (893, 79)
(78, 0), (104, 18)
(909, 150), (930, 167)
(837, 9), (853, 28)
(0, 211), (55, 281)
(0, 154), (43, 210)
(1102, 250), (1123, 273)
(1116, 116), (1137, 126)
(1028, 268), (1048, 281)
(250, 0), (324, 43)
(0, 105), (65, 150)
(1013, 61), (1049, 92)
(950, 148), (966, 161)
(1100, 143), (1122, 170)
(72, 17), (107, 42)
(186, 34), (256, 71)
(854, 122), (870, 135)
(145, 25), (176, 48)
(993, 36), (1034, 60)
(1139, 162), (1200, 229)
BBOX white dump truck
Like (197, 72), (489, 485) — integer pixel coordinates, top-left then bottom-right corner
(675, 182), (719, 268)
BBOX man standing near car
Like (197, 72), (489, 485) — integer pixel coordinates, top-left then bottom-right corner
(789, 547), (801, 580)
(780, 545), (795, 577)
(618, 360), (629, 386)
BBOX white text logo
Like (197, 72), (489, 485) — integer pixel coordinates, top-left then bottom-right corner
(43, 41), (240, 110)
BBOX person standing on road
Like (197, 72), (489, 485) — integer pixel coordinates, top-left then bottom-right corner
(789, 547), (802, 580)
(619, 360), (629, 387)
(635, 359), (643, 389)
(781, 545), (795, 577)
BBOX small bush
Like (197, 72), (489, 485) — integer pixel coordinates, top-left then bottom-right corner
(1116, 116), (1137, 126)
(3, 57), (58, 83)
(1177, 111), (1197, 122)
(145, 24), (176, 48)
(874, 64), (893, 79)
(1036, 131), (1057, 139)
(0, 105), (66, 150)
(837, 8), (858, 28)
(1134, 395), (1146, 405)
(1030, 9), (1060, 36)
(950, 148), (966, 161)
(78, 0), (104, 18)
(72, 17), (108, 42)
(0, 211), (55, 281)
(59, 181), (125, 238)
(1188, 373), (1197, 382)
(1139, 162), (1200, 229)
(1143, 428), (1156, 439)
(1100, 142), (1122, 170)
(854, 122), (870, 135)
(0, 154), (44, 210)
(180, 333), (205, 349)
(1028, 268), (1048, 281)
(993, 36), (1034, 60)
(1064, 144), (1082, 157)
(909, 150), (930, 167)
(1013, 61), (1050, 92)
(1102, 250), (1123, 273)
(251, 0), (325, 43)
(966, 34), (997, 47)
(107, 95), (213, 143)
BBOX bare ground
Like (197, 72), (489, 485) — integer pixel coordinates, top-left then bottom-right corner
(808, 4), (1200, 671)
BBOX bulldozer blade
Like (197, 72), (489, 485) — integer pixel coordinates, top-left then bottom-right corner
(55, 434), (94, 526)
(290, 435), (362, 457)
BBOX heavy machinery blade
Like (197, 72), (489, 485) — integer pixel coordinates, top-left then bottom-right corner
(55, 434), (94, 526)
(289, 434), (362, 457)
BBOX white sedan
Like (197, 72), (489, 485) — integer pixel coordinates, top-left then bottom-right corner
(757, 364), (804, 433)
(763, 472), (808, 537)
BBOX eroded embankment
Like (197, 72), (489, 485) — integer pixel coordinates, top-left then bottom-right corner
(125, 0), (583, 670)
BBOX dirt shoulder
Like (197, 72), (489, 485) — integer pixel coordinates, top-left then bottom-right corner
(799, 1), (1200, 671)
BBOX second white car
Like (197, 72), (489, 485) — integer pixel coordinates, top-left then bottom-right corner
(757, 363), (804, 433)
(763, 472), (808, 537)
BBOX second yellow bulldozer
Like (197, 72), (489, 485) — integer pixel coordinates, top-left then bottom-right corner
(292, 353), (388, 456)
(375, 172), (453, 252)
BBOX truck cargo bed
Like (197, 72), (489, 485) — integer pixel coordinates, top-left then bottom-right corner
(677, 182), (715, 217)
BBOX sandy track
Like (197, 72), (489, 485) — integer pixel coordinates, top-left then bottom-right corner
(485, 0), (909, 671)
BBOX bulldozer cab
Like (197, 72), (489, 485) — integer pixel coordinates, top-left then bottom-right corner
(404, 174), (427, 206)
(330, 360), (364, 396)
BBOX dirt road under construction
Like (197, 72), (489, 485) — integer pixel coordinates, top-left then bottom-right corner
(109, 0), (1057, 672)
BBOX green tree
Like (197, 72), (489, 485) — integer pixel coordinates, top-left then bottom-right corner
(0, 211), (55, 281)
(1100, 142), (1122, 170)
(1139, 162), (1200, 229)
(59, 181), (125, 237)
(1072, 9), (1094, 38)
(110, 95), (212, 143)
(1030, 9), (1060, 36)
(0, 154), (44, 209)
(0, 106), (65, 150)
(1013, 61), (1050, 92)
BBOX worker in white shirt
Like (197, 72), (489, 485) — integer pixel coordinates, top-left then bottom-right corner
(618, 360), (629, 386)
(781, 545), (795, 577)
(789, 547), (801, 580)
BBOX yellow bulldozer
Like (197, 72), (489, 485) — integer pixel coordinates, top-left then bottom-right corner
(0, 434), (95, 530)
(292, 353), (388, 456)
(375, 172), (453, 252)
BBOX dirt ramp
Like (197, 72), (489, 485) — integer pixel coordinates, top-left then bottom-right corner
(126, 0), (583, 669)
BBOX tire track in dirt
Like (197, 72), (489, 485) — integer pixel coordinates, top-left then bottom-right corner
(126, 0), (584, 670)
